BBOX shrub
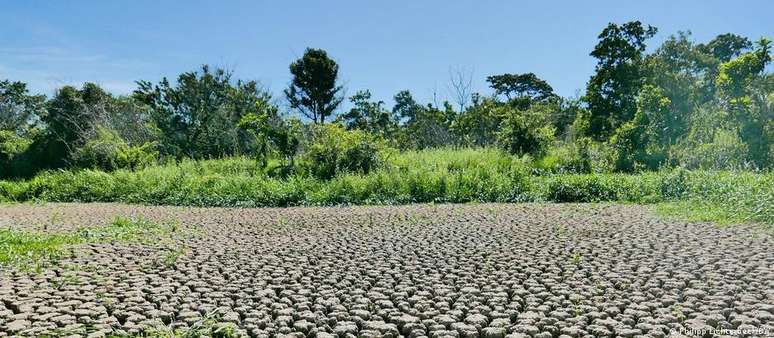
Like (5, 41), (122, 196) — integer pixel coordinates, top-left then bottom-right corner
(670, 128), (750, 170)
(299, 124), (391, 179)
(546, 175), (620, 202)
(496, 109), (554, 157)
(73, 127), (158, 171)
(0, 130), (32, 178)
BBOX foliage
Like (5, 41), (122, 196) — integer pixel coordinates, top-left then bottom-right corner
(697, 33), (753, 62)
(135, 65), (269, 159)
(0, 216), (176, 270)
(35, 83), (113, 169)
(299, 124), (390, 179)
(715, 39), (773, 168)
(584, 21), (657, 140)
(609, 85), (672, 171)
(340, 90), (397, 136)
(2, 27), (774, 190)
(1, 151), (770, 225)
(0, 130), (33, 177)
(671, 128), (750, 170)
(237, 99), (300, 168)
(73, 127), (158, 171)
(453, 95), (501, 147)
(496, 105), (555, 157)
(0, 80), (46, 135)
(486, 72), (556, 109)
(284, 48), (343, 124)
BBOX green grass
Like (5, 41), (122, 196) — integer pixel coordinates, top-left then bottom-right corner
(0, 216), (178, 270)
(0, 148), (771, 225)
(0, 229), (75, 271)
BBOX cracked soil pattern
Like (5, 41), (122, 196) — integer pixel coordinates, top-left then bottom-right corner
(0, 203), (772, 337)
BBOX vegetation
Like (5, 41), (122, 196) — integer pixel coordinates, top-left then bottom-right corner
(0, 22), (771, 225)
(0, 216), (178, 270)
(0, 149), (770, 224)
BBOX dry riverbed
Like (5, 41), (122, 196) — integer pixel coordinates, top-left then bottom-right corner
(0, 203), (772, 337)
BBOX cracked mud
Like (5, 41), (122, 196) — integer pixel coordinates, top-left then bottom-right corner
(0, 203), (772, 337)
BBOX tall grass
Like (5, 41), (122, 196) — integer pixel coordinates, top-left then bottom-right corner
(1, 148), (771, 224)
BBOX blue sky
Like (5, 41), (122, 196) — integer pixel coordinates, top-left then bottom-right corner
(1, 0), (772, 109)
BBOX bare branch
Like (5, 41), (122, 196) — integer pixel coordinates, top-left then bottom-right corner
(447, 66), (474, 112)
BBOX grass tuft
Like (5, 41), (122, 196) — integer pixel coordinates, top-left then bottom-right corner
(0, 216), (180, 270)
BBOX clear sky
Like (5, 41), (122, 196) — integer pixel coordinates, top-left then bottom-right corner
(2, 0), (772, 109)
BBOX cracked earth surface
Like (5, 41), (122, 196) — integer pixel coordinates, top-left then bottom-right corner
(0, 203), (772, 337)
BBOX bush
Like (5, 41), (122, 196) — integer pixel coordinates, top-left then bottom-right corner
(0, 130), (32, 178)
(671, 128), (751, 170)
(496, 109), (554, 157)
(299, 124), (391, 179)
(73, 127), (158, 171)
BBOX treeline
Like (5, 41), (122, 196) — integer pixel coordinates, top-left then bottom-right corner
(1, 21), (772, 180)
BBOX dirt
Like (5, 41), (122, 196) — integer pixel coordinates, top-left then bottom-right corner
(0, 203), (772, 337)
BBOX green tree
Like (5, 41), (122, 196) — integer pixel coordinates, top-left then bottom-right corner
(392, 90), (421, 124)
(486, 73), (556, 109)
(135, 65), (269, 159)
(453, 94), (501, 147)
(715, 38), (773, 167)
(238, 99), (300, 168)
(284, 48), (343, 124)
(496, 105), (555, 157)
(0, 80), (46, 135)
(340, 90), (396, 135)
(584, 21), (657, 140)
(610, 85), (672, 171)
(37, 83), (112, 168)
(697, 33), (752, 62)
(391, 90), (455, 149)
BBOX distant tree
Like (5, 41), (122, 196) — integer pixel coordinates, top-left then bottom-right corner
(697, 33), (752, 62)
(37, 83), (112, 168)
(486, 73), (555, 108)
(584, 21), (657, 140)
(642, 32), (704, 141)
(453, 94), (501, 146)
(715, 38), (772, 167)
(103, 96), (159, 146)
(284, 48), (343, 124)
(135, 65), (269, 159)
(392, 90), (421, 124)
(391, 90), (455, 149)
(0, 80), (46, 135)
(496, 105), (555, 157)
(610, 85), (672, 171)
(238, 99), (300, 168)
(716, 38), (771, 100)
(340, 90), (396, 135)
(552, 97), (586, 139)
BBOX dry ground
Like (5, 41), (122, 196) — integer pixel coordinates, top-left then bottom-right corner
(0, 203), (772, 337)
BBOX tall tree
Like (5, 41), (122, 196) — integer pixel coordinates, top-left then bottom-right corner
(0, 80), (46, 135)
(584, 21), (657, 140)
(135, 65), (269, 158)
(284, 48), (343, 124)
(697, 33), (752, 62)
(486, 73), (555, 109)
(715, 38), (772, 167)
(38, 83), (111, 168)
(392, 90), (421, 124)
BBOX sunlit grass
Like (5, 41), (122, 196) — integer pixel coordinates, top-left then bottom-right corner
(0, 229), (75, 271)
(0, 216), (178, 270)
(0, 148), (771, 226)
